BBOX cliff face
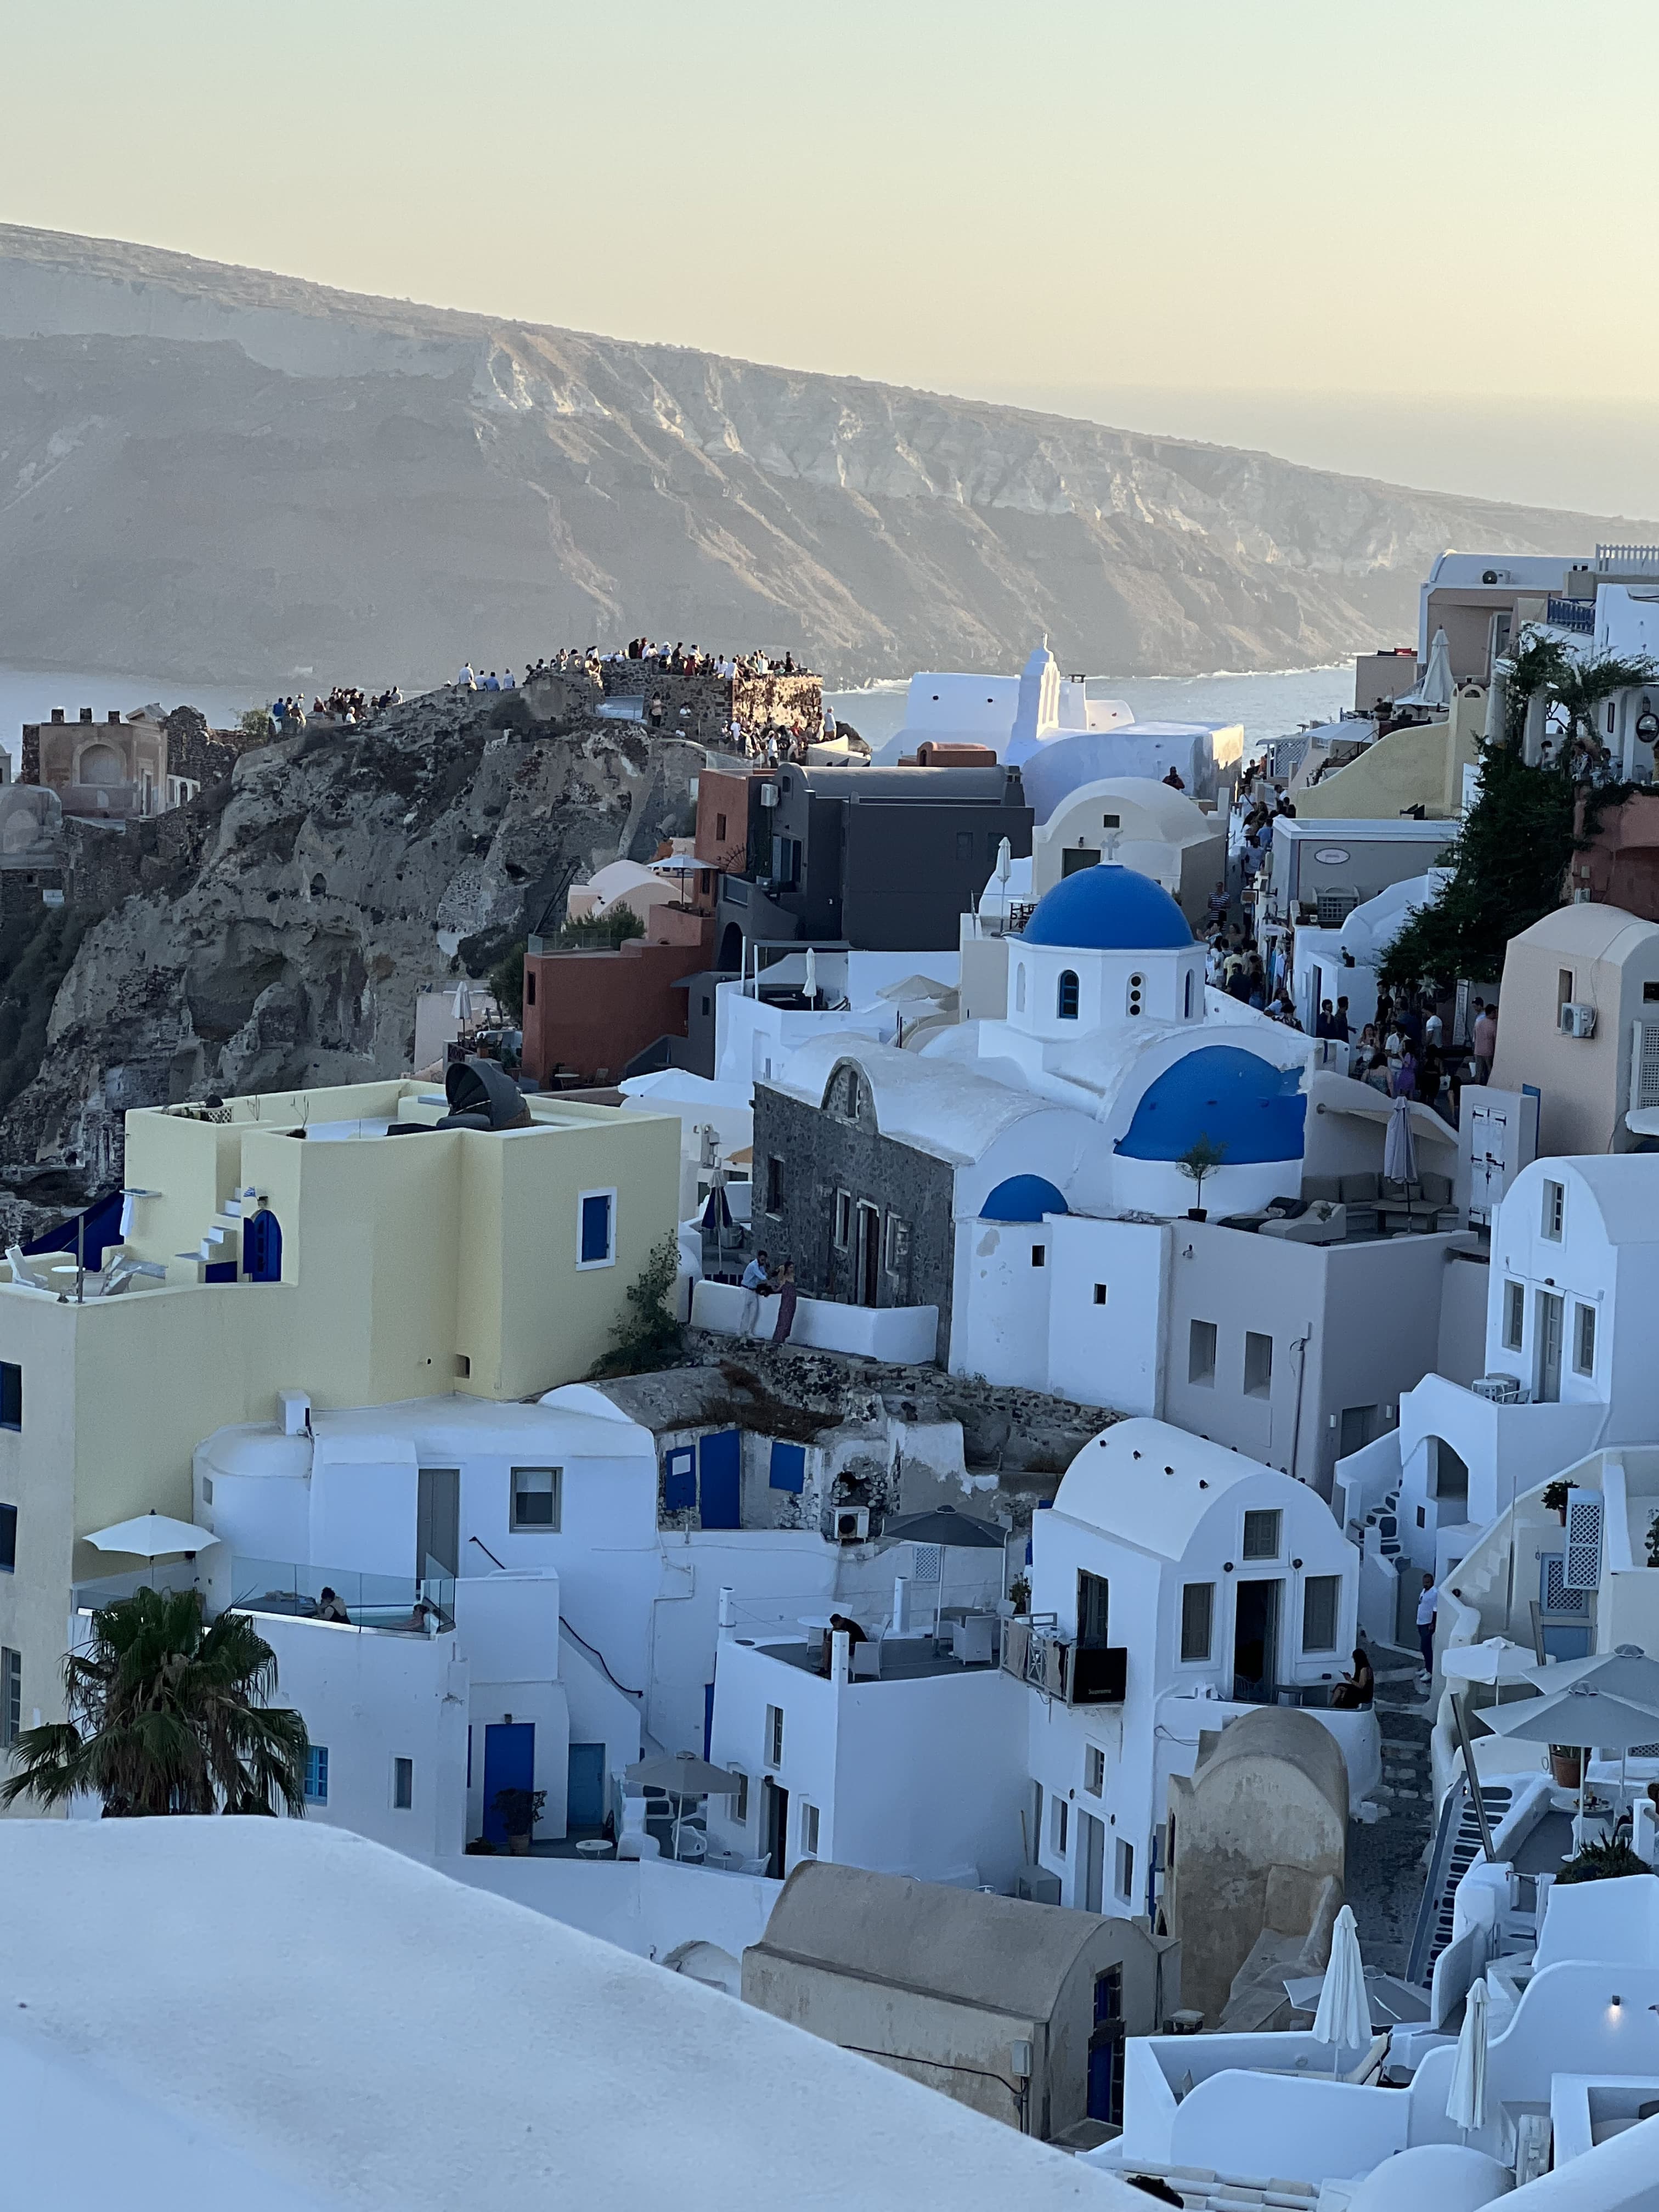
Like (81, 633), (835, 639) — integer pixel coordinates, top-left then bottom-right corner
(0, 223), (1647, 689)
(0, 686), (701, 1228)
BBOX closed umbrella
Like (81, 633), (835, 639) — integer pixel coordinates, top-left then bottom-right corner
(1312, 1904), (1371, 2075)
(1446, 1973), (1490, 2137)
(803, 945), (819, 1007)
(84, 1511), (220, 1559)
(452, 981), (474, 1026)
(1384, 1093), (1419, 1189)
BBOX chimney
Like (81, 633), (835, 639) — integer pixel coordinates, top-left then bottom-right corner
(108, 709), (121, 724)
(78, 707), (93, 724)
(50, 709), (64, 724)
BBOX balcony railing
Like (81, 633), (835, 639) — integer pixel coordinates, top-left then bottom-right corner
(1002, 1614), (1127, 1705)
(1546, 597), (1596, 635)
(232, 1556), (456, 1635)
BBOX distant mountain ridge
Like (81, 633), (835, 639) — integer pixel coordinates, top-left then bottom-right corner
(0, 222), (1649, 690)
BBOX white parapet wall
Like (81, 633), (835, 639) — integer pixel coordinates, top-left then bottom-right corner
(691, 1277), (938, 1364)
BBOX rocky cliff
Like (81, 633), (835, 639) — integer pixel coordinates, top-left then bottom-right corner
(0, 685), (701, 1232)
(1, 223), (1649, 689)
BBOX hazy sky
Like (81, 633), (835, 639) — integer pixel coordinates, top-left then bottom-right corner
(7, 0), (1659, 512)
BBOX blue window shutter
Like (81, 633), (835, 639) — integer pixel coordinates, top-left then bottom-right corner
(663, 1448), (697, 1514)
(769, 1441), (806, 1494)
(580, 1193), (612, 1263)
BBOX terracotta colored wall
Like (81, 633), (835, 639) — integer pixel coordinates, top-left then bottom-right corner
(696, 767), (754, 871)
(523, 932), (712, 1084)
(1571, 789), (1659, 920)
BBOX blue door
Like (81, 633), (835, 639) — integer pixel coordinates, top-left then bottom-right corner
(567, 1741), (606, 1829)
(698, 1429), (741, 1530)
(482, 1720), (535, 1846)
(242, 1206), (283, 1283)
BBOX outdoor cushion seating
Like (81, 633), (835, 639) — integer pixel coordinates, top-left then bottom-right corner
(1301, 1174), (1342, 1204)
(1338, 1171), (1379, 1205)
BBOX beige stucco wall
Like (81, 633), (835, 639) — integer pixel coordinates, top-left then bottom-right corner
(1489, 909), (1659, 1156)
(1296, 699), (1479, 823)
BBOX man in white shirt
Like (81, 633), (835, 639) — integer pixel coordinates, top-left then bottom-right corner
(1416, 1573), (1437, 1678)
(740, 1251), (771, 1336)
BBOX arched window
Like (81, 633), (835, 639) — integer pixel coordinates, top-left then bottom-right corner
(845, 1070), (861, 1120)
(1057, 970), (1080, 1020)
(1183, 968), (1194, 1019)
(1014, 964), (1026, 1013)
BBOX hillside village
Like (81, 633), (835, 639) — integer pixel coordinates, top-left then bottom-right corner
(5, 549), (1659, 2211)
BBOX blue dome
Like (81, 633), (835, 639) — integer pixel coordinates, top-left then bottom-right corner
(981, 1175), (1069, 1223)
(1023, 864), (1192, 951)
(1115, 1046), (1306, 1165)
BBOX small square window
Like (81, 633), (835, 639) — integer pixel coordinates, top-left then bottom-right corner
(765, 1703), (784, 1767)
(1645, 980), (1659, 1003)
(0, 1361), (19, 1431)
(1542, 1179), (1564, 1241)
(1242, 1509), (1282, 1561)
(393, 1757), (414, 1810)
(1115, 1836), (1135, 1900)
(1243, 1331), (1273, 1398)
(1031, 1244), (1046, 1268)
(801, 1801), (820, 1855)
(1503, 1280), (1525, 1351)
(1573, 1301), (1596, 1375)
(1084, 1744), (1105, 1796)
(304, 1745), (330, 1804)
(1188, 1319), (1217, 1386)
(511, 1466), (561, 1531)
(0, 1502), (15, 1573)
(1093, 1283), (1107, 1306)
(577, 1188), (616, 1268)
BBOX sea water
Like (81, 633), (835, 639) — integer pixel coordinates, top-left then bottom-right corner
(0, 663), (263, 773)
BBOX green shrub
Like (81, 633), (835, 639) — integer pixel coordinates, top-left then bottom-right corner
(588, 1235), (683, 1378)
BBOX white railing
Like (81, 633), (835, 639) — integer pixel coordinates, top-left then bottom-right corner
(1596, 543), (1659, 571)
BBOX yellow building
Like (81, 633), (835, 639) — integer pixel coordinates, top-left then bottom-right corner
(0, 1073), (679, 1770)
(1294, 689), (1484, 823)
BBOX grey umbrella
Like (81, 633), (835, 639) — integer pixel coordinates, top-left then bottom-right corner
(1521, 1645), (1659, 1708)
(877, 1506), (1005, 1550)
(1486, 1677), (1659, 1849)
(627, 1751), (743, 1862)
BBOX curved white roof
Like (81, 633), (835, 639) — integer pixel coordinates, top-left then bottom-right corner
(1053, 1417), (1294, 1559)
(1518, 1154), (1659, 1249)
(770, 1032), (1058, 1163)
(1506, 899), (1659, 963)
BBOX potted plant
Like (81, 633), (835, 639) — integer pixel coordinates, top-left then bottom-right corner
(1647, 1512), (1659, 1567)
(1549, 1744), (1585, 1790)
(1555, 1837), (1655, 1885)
(1542, 1479), (1571, 1526)
(1176, 1135), (1228, 1221)
(1008, 1574), (1031, 1616)
(492, 1786), (546, 1857)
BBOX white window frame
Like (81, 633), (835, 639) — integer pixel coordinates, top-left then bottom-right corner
(800, 1802), (820, 1857)
(765, 1703), (783, 1769)
(1573, 1300), (1596, 1377)
(1503, 1279), (1525, 1352)
(575, 1186), (618, 1270)
(1083, 1744), (1105, 1797)
(510, 1465), (562, 1532)
(1542, 1179), (1564, 1242)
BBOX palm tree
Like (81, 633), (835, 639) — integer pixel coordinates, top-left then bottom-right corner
(0, 1586), (308, 1817)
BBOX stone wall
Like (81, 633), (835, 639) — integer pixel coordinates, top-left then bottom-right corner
(600, 662), (822, 748)
(753, 1072), (958, 1351)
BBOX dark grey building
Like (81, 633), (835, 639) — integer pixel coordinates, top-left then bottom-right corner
(714, 764), (1031, 971)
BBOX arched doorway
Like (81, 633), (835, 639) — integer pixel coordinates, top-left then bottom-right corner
(242, 1205), (283, 1283)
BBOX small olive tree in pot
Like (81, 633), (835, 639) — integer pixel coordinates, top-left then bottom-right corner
(1176, 1135), (1227, 1221)
(493, 1786), (547, 1857)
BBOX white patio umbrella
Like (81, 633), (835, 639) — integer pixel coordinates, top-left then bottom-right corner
(452, 980), (474, 1025)
(1443, 1637), (1534, 1705)
(1487, 1678), (1659, 1846)
(1396, 628), (1454, 714)
(84, 1511), (220, 1559)
(1384, 1092), (1419, 1189)
(1446, 1973), (1490, 2137)
(1312, 1904), (1371, 2075)
(1521, 1645), (1659, 1707)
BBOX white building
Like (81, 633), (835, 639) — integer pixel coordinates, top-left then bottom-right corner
(1022, 1420), (1376, 1929)
(1338, 1154), (1659, 1638)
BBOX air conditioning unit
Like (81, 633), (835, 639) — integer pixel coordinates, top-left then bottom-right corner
(1481, 568), (1510, 586)
(1559, 1001), (1597, 1039)
(1471, 1372), (1523, 1404)
(758, 783), (778, 809)
(833, 1506), (870, 1544)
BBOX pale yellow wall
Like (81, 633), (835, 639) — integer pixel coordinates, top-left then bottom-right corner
(1296, 710), (1476, 822)
(1491, 927), (1659, 1156)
